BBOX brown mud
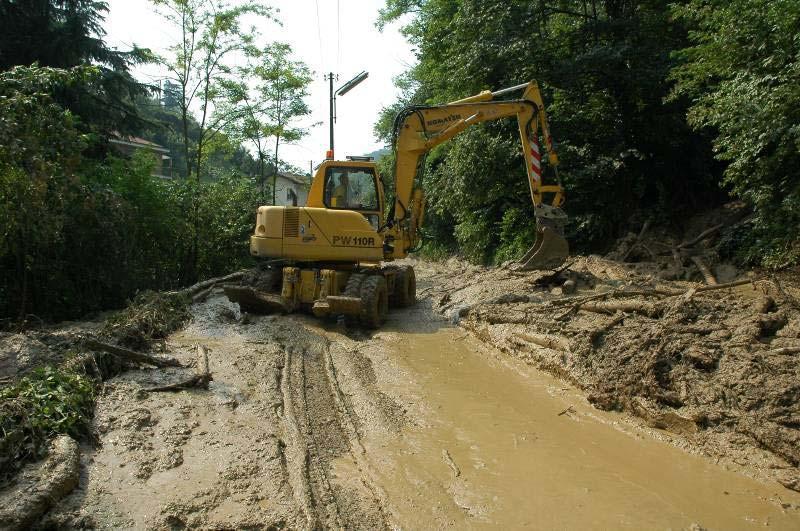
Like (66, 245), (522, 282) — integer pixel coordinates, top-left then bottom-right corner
(34, 262), (800, 529)
(419, 254), (800, 494)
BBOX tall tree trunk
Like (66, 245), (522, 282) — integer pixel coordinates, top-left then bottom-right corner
(272, 135), (280, 206)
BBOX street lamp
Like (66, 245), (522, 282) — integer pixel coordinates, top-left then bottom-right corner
(325, 71), (369, 159)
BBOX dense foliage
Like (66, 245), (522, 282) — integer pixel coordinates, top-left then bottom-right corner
(0, 66), (260, 321)
(0, 0), (314, 321)
(671, 0), (800, 267)
(0, 0), (150, 133)
(378, 0), (797, 265)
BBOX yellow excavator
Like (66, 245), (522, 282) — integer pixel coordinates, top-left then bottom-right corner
(225, 81), (568, 327)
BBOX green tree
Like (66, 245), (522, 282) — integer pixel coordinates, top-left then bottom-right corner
(150, 0), (272, 281)
(0, 65), (90, 319)
(0, 0), (151, 134)
(222, 42), (313, 204)
(671, 0), (800, 266)
(377, 0), (721, 262)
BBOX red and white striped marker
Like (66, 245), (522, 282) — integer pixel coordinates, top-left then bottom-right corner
(530, 135), (542, 182)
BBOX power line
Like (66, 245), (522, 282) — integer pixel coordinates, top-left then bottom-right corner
(336, 0), (341, 71)
(314, 0), (324, 70)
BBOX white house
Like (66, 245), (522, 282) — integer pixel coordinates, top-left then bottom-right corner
(274, 171), (310, 206)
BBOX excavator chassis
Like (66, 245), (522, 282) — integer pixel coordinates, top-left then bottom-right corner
(224, 263), (416, 328)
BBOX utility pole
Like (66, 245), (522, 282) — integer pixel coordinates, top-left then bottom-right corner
(325, 72), (337, 158)
(324, 71), (369, 160)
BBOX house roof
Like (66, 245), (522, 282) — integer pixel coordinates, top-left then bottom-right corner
(278, 172), (310, 186)
(109, 135), (170, 154)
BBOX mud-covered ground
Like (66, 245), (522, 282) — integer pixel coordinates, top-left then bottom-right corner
(420, 254), (800, 493)
(3, 253), (800, 528)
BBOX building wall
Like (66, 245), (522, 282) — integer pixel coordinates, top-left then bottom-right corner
(274, 175), (309, 206)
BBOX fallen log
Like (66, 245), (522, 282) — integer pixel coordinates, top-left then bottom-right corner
(692, 277), (754, 294)
(191, 285), (215, 303)
(677, 223), (724, 249)
(145, 345), (212, 392)
(513, 331), (571, 352)
(83, 338), (182, 368)
(690, 256), (718, 285)
(175, 270), (248, 298)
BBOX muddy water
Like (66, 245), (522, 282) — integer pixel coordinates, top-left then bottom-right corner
(53, 291), (800, 529)
(342, 312), (800, 529)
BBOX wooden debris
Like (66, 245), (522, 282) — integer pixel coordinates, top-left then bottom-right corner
(622, 219), (651, 261)
(677, 223), (724, 249)
(690, 256), (718, 285)
(692, 277), (754, 294)
(533, 260), (575, 286)
(590, 312), (627, 341)
(580, 300), (659, 317)
(175, 270), (247, 298)
(145, 345), (213, 392)
(83, 338), (182, 368)
(442, 449), (461, 477)
(513, 331), (571, 352)
(191, 286), (215, 303)
(671, 245), (684, 271)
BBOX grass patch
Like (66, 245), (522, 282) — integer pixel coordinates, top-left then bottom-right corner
(0, 366), (96, 484)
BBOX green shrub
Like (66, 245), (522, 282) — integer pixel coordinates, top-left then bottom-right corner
(0, 366), (96, 482)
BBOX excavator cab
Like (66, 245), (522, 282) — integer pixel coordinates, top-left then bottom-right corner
(321, 163), (383, 229)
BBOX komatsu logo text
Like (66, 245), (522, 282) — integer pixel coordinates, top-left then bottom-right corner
(426, 114), (462, 127)
(333, 235), (375, 247)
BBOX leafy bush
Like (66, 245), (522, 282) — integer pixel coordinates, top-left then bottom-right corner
(0, 366), (96, 482)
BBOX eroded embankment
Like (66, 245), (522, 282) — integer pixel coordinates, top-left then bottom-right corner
(417, 255), (800, 493)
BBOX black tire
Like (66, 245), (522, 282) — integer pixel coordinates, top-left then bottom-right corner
(342, 272), (366, 326)
(394, 266), (416, 307)
(359, 275), (389, 328)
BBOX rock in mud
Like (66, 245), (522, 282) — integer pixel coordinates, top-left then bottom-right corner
(0, 435), (80, 531)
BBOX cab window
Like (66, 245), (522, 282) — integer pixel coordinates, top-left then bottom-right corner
(324, 167), (379, 211)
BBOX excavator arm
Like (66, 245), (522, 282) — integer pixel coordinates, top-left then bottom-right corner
(386, 81), (569, 269)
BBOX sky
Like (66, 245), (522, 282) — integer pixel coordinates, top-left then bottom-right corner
(104, 0), (416, 173)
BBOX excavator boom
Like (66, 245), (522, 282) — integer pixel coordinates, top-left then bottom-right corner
(387, 81), (569, 269)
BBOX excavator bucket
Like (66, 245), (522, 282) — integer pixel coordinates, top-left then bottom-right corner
(515, 204), (570, 271)
(516, 226), (569, 270)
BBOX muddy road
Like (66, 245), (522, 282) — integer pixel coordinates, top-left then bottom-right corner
(48, 265), (800, 529)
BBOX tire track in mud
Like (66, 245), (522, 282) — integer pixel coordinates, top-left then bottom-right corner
(276, 328), (388, 530)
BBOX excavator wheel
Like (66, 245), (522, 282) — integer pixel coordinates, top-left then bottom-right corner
(342, 273), (367, 326)
(390, 266), (416, 308)
(358, 275), (389, 328)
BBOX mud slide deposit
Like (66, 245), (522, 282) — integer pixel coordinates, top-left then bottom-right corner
(40, 260), (800, 529)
